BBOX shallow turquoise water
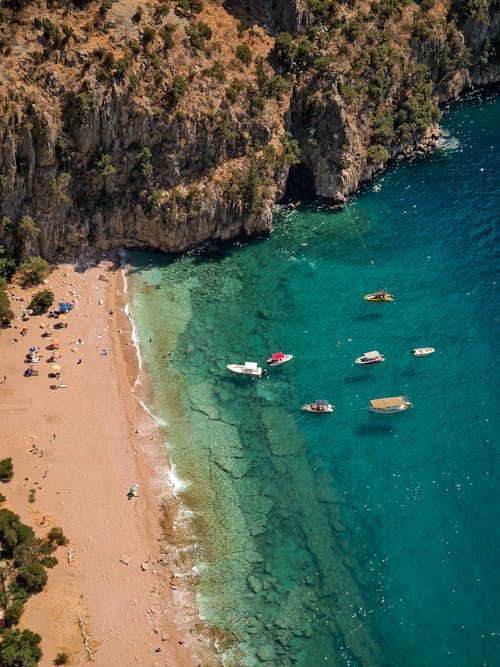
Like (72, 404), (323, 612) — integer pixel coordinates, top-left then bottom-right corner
(127, 87), (499, 666)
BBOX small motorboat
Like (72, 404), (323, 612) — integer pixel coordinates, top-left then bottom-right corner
(227, 361), (265, 377)
(412, 347), (435, 356)
(355, 350), (384, 365)
(302, 400), (335, 413)
(369, 396), (412, 413)
(364, 290), (394, 302)
(267, 352), (294, 367)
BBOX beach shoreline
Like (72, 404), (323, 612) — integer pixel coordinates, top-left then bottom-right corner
(0, 254), (209, 666)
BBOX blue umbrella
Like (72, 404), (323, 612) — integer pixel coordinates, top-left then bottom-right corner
(29, 346), (37, 353)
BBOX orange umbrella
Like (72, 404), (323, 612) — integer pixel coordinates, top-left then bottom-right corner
(58, 315), (67, 323)
(49, 338), (58, 345)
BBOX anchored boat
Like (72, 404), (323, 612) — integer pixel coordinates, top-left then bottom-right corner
(302, 400), (335, 413)
(355, 350), (384, 365)
(364, 290), (394, 302)
(369, 396), (412, 413)
(412, 347), (435, 356)
(227, 361), (265, 377)
(267, 352), (294, 367)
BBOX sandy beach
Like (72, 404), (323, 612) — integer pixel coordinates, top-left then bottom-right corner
(0, 257), (202, 666)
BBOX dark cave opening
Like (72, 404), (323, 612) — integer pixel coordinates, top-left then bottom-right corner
(282, 162), (316, 204)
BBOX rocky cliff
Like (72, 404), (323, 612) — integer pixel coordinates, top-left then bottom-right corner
(0, 0), (498, 259)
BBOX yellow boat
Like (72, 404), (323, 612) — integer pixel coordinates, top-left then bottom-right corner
(363, 290), (394, 302)
(369, 396), (412, 414)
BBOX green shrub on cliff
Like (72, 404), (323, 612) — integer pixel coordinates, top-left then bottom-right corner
(76, 91), (97, 126)
(242, 158), (261, 214)
(94, 150), (117, 177)
(226, 77), (245, 103)
(168, 75), (187, 103)
(367, 143), (389, 163)
(236, 44), (252, 66)
(274, 32), (296, 71)
(186, 21), (212, 50)
(177, 0), (203, 13)
(280, 133), (301, 166)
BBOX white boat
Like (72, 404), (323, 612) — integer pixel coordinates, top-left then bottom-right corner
(302, 400), (335, 413)
(412, 347), (435, 356)
(267, 352), (294, 367)
(355, 350), (384, 365)
(369, 396), (412, 414)
(227, 361), (264, 377)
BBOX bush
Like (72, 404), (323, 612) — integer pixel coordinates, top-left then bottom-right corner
(0, 509), (35, 558)
(55, 653), (69, 665)
(28, 290), (54, 316)
(168, 75), (187, 103)
(94, 150), (116, 177)
(162, 24), (176, 49)
(17, 562), (48, 592)
(185, 21), (211, 49)
(76, 91), (97, 126)
(142, 27), (156, 44)
(367, 143), (389, 163)
(236, 44), (252, 65)
(4, 599), (24, 627)
(226, 77), (245, 102)
(177, 0), (203, 13)
(19, 257), (49, 287)
(47, 527), (69, 547)
(132, 6), (143, 23)
(0, 278), (14, 325)
(274, 32), (296, 71)
(0, 629), (42, 666)
(0, 457), (14, 481)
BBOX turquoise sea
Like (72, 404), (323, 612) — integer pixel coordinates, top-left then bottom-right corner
(126, 87), (499, 667)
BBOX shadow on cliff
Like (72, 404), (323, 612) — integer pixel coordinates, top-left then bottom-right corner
(222, 0), (271, 32)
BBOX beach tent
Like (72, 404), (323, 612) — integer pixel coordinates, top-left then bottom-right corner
(58, 302), (72, 312)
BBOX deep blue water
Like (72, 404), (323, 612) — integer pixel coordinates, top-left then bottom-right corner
(127, 87), (500, 666)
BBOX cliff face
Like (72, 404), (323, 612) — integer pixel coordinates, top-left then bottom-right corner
(0, 0), (498, 258)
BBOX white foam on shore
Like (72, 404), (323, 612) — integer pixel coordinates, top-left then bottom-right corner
(120, 257), (143, 392)
(169, 464), (192, 495)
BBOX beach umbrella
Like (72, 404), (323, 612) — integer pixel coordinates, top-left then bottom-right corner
(29, 346), (37, 353)
(51, 364), (61, 372)
(58, 315), (68, 322)
(26, 309), (33, 315)
(49, 338), (58, 344)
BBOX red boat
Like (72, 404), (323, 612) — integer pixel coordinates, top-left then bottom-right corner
(267, 352), (294, 367)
